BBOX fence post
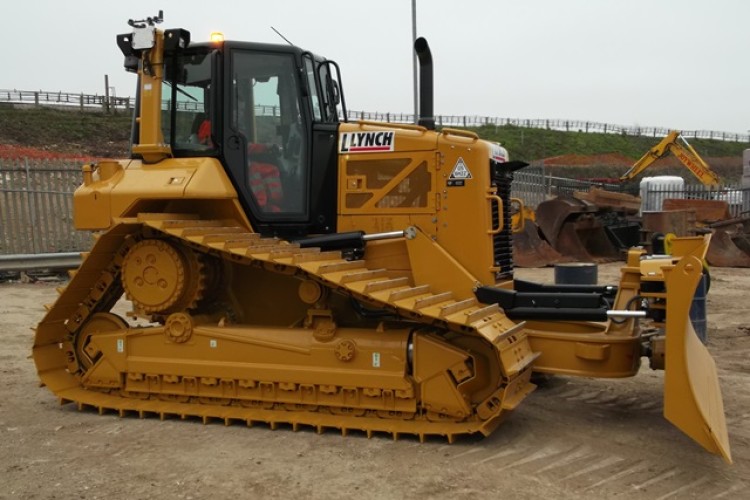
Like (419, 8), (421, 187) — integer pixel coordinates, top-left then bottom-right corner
(24, 158), (41, 254)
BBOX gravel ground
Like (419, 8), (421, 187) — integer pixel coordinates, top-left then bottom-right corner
(1, 263), (748, 499)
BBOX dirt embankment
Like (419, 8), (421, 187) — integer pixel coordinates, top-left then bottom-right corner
(0, 106), (130, 160)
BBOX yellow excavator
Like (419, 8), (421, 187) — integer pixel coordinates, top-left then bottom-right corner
(620, 130), (721, 185)
(33, 13), (731, 463)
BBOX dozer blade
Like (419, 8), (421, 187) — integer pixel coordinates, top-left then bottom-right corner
(512, 220), (570, 268)
(705, 227), (750, 268)
(663, 254), (732, 463)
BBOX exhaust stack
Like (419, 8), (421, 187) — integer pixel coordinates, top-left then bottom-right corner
(414, 37), (435, 130)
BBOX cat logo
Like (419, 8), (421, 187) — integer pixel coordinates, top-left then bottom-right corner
(448, 157), (472, 186)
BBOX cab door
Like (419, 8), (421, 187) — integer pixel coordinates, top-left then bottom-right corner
(222, 48), (310, 226)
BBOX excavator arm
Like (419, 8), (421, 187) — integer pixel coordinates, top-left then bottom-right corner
(620, 130), (721, 186)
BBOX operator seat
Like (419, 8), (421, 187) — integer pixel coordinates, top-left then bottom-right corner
(247, 143), (283, 213)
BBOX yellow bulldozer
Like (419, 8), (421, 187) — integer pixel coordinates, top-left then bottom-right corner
(33, 13), (731, 463)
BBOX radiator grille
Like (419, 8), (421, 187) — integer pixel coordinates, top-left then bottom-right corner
(491, 161), (514, 281)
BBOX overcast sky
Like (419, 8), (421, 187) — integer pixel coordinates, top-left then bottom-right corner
(3, 1), (748, 133)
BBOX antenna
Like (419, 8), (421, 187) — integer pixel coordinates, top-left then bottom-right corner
(271, 26), (294, 46)
(128, 10), (164, 28)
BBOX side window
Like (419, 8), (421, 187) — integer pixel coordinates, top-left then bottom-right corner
(232, 51), (306, 215)
(162, 52), (213, 152)
(304, 57), (323, 121)
(173, 85), (210, 149)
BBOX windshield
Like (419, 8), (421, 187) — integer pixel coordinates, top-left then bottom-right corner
(162, 50), (215, 153)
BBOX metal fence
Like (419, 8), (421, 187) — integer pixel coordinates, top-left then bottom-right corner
(1, 157), (746, 256)
(346, 113), (750, 143)
(641, 185), (750, 218)
(511, 167), (547, 208)
(0, 89), (132, 113)
(0, 159), (91, 254)
(2, 88), (748, 143)
(510, 167), (628, 209)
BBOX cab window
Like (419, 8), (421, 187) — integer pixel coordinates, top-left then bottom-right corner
(162, 51), (214, 153)
(231, 51), (306, 215)
(303, 56), (323, 121)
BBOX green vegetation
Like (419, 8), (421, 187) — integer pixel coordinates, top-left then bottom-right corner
(470, 125), (749, 162)
(0, 106), (746, 181)
(469, 125), (747, 182)
(0, 105), (131, 157)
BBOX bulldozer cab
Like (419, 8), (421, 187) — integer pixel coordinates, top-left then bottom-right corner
(135, 37), (344, 236)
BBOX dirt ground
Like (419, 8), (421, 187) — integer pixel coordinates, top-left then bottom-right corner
(1, 263), (748, 500)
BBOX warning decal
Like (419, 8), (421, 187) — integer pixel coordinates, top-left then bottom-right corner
(448, 157), (472, 186)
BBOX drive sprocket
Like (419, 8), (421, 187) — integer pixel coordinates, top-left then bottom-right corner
(121, 239), (205, 315)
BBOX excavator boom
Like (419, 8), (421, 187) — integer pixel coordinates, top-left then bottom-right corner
(621, 130), (721, 186)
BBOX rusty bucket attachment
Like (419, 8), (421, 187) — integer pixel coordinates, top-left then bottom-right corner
(575, 186), (642, 214)
(653, 201), (750, 268)
(535, 197), (620, 262)
(706, 217), (750, 268)
(662, 198), (731, 222)
(512, 220), (570, 268)
(662, 253), (732, 463)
